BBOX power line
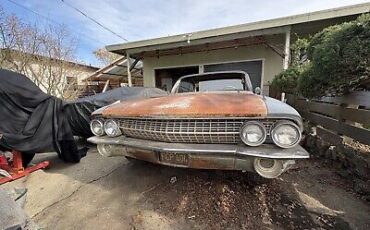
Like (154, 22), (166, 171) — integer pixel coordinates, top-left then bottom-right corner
(7, 0), (48, 21)
(5, 0), (107, 46)
(60, 0), (128, 42)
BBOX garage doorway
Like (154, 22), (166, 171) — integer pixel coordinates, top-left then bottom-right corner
(204, 60), (263, 90)
(155, 66), (199, 92)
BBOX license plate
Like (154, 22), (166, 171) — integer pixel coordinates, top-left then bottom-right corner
(160, 152), (189, 166)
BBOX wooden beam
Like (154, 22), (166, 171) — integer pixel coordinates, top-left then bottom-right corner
(114, 26), (289, 57)
(320, 91), (370, 108)
(264, 42), (284, 58)
(129, 58), (140, 71)
(101, 73), (126, 77)
(126, 53), (132, 87)
(137, 36), (266, 58)
(298, 109), (370, 146)
(316, 126), (343, 146)
(283, 26), (291, 70)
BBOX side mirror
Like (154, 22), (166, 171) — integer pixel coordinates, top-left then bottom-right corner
(254, 87), (261, 95)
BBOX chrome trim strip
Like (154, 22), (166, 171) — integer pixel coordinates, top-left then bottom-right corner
(88, 136), (310, 159)
(105, 116), (296, 120)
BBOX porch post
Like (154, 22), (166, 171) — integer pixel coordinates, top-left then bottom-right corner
(126, 52), (132, 87)
(283, 26), (291, 70)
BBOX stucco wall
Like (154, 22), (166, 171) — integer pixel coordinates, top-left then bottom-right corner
(142, 42), (283, 95)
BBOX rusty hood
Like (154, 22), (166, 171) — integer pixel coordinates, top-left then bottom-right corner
(101, 92), (268, 118)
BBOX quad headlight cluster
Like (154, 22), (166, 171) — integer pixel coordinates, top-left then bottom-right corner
(90, 118), (121, 137)
(240, 120), (301, 148)
(91, 117), (301, 148)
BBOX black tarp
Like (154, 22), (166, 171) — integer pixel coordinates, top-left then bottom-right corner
(0, 69), (85, 162)
(0, 69), (167, 163)
(64, 86), (168, 137)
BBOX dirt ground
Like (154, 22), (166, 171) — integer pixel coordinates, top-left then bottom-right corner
(1, 148), (370, 230)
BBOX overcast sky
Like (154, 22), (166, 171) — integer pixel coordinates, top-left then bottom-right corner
(2, 0), (369, 67)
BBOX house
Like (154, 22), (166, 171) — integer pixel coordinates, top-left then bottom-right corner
(0, 48), (99, 99)
(105, 3), (370, 95)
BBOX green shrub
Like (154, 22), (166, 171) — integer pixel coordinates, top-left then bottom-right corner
(270, 38), (309, 94)
(270, 66), (302, 93)
(299, 13), (370, 97)
(271, 13), (370, 98)
(290, 38), (309, 66)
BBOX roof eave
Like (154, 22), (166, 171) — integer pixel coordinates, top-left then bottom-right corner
(106, 2), (370, 54)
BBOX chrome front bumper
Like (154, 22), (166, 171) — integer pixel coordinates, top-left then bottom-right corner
(88, 136), (309, 159)
(88, 136), (309, 178)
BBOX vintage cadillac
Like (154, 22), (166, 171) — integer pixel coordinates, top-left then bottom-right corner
(88, 71), (309, 179)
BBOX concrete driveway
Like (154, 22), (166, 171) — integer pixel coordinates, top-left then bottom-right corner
(1, 148), (370, 230)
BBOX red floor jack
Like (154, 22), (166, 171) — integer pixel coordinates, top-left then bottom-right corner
(0, 150), (50, 185)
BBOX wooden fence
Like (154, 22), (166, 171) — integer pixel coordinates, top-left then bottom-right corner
(286, 91), (370, 146)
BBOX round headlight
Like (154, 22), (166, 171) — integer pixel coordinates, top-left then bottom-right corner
(90, 119), (104, 136)
(104, 119), (121, 137)
(271, 121), (301, 148)
(240, 121), (267, 146)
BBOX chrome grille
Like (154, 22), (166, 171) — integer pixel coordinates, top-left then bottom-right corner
(120, 118), (275, 144)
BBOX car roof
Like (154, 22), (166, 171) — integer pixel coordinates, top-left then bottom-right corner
(179, 70), (248, 79)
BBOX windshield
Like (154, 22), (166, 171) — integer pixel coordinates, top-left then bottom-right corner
(174, 72), (252, 93)
(178, 79), (245, 93)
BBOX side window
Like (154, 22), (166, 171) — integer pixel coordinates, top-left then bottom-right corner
(178, 81), (194, 93)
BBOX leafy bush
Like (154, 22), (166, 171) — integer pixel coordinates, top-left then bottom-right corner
(299, 13), (370, 97)
(290, 38), (309, 66)
(270, 66), (302, 93)
(271, 13), (370, 98)
(270, 38), (309, 94)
